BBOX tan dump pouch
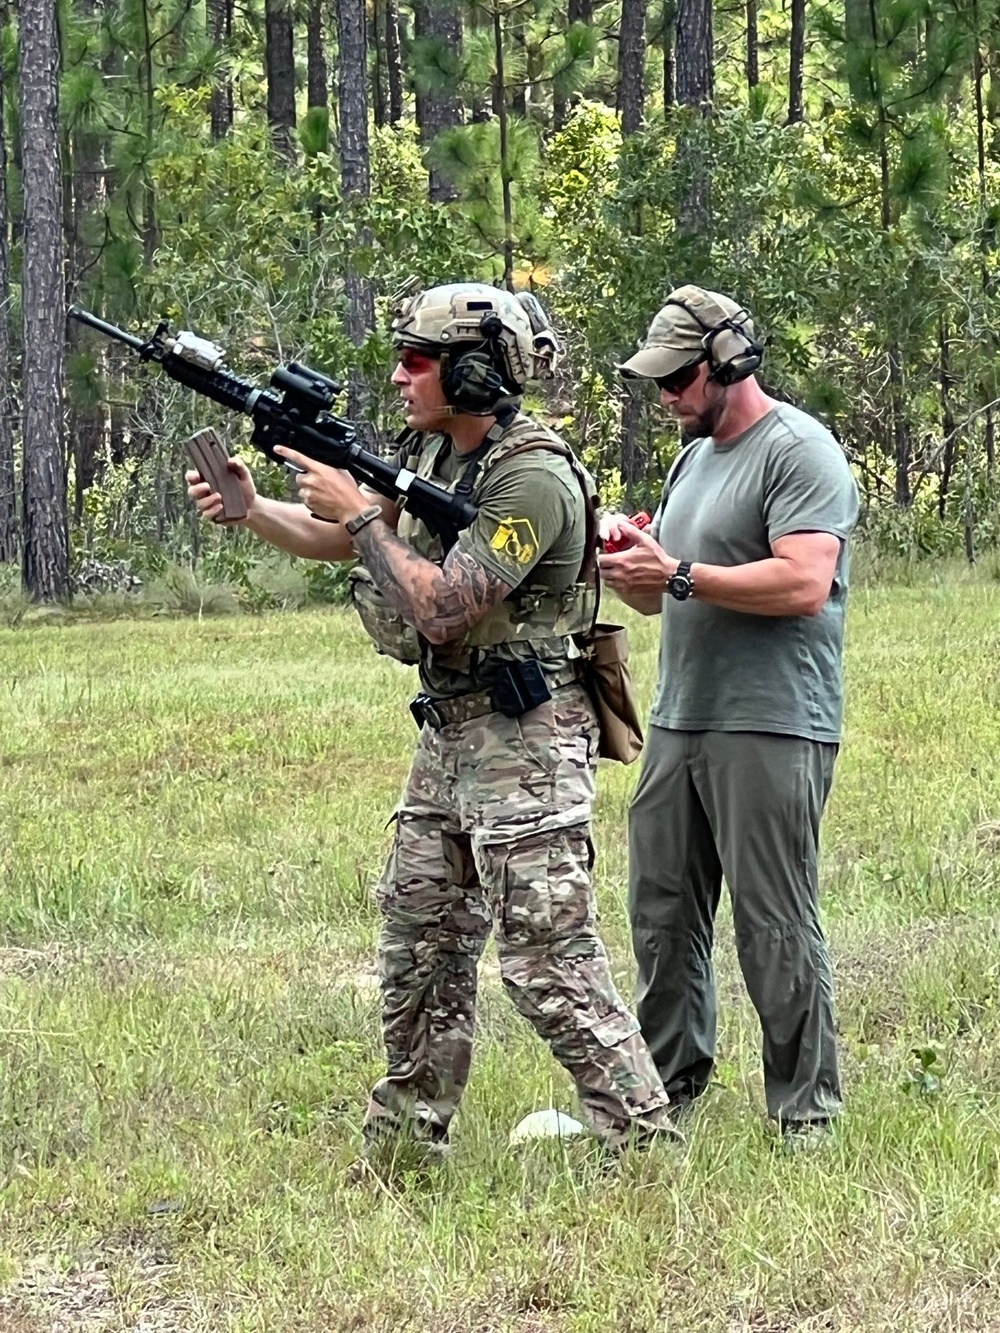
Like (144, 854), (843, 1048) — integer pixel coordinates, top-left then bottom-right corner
(347, 565), (422, 664)
(577, 622), (644, 764)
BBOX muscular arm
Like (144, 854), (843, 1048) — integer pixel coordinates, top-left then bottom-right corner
(691, 531), (842, 616)
(600, 529), (841, 617)
(351, 521), (512, 645)
(246, 487), (399, 561)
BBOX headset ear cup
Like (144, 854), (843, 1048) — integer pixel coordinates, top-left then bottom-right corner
(704, 323), (763, 386)
(442, 350), (507, 413)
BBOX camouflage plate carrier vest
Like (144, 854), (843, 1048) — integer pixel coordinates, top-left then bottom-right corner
(348, 415), (598, 680)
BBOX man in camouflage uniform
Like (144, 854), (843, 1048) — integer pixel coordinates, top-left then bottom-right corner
(187, 283), (676, 1156)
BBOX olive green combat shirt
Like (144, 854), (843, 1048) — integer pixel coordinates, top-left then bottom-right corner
(650, 403), (860, 743)
(396, 434), (591, 699)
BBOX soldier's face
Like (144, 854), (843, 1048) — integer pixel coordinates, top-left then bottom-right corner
(392, 346), (450, 429)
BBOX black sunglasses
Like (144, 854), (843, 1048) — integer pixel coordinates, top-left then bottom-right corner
(654, 357), (705, 394)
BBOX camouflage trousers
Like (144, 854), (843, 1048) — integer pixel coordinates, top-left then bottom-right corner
(364, 684), (672, 1150)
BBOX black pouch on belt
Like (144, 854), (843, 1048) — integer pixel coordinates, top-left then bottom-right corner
(491, 659), (552, 718)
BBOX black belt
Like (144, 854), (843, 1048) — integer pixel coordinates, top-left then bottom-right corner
(410, 663), (581, 732)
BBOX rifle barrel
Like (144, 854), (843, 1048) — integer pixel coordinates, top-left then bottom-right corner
(68, 306), (145, 354)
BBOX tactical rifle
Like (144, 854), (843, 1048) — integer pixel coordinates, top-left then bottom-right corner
(67, 306), (478, 541)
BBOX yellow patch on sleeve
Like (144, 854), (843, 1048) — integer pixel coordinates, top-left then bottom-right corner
(488, 517), (539, 565)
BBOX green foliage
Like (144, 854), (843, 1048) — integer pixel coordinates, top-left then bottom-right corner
(299, 105), (330, 158)
(18, 0), (1000, 561)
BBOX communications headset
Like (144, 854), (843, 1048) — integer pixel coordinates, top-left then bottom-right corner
(438, 309), (518, 416)
(662, 296), (764, 387)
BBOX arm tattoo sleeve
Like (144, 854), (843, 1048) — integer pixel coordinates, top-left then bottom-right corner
(352, 521), (512, 643)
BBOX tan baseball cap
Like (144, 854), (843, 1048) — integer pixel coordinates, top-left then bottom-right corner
(617, 284), (755, 379)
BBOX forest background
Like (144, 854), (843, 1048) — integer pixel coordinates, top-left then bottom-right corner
(5, 0), (1000, 605)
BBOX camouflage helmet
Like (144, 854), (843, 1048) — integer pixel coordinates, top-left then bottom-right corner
(391, 282), (560, 391)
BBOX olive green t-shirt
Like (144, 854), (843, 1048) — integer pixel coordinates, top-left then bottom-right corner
(398, 428), (590, 698)
(650, 403), (859, 743)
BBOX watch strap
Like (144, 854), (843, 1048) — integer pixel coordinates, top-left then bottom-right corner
(668, 560), (695, 600)
(345, 503), (383, 537)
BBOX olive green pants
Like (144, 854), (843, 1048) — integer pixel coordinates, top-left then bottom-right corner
(628, 726), (843, 1123)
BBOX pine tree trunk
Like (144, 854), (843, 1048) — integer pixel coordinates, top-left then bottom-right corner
(414, 0), (463, 201)
(676, 0), (713, 106)
(493, 5), (516, 290)
(890, 345), (911, 508)
(746, 0), (759, 92)
(619, 0), (650, 498)
(663, 15), (675, 111)
(985, 408), (995, 478)
(787, 0), (805, 122)
(0, 0), (16, 561)
(989, 31), (1000, 138)
(338, 0), (370, 198)
(938, 322), (957, 519)
(307, 0), (328, 110)
(208, 0), (234, 138)
(385, 0), (404, 124)
(20, 0), (69, 600)
(336, 0), (376, 433)
(675, 0), (714, 238)
(618, 0), (648, 134)
(619, 391), (648, 507)
(511, 9), (527, 116)
(265, 0), (297, 162)
(138, 0), (158, 263)
(372, 0), (388, 127)
(68, 142), (110, 522)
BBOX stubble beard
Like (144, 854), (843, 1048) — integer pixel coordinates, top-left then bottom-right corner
(680, 380), (730, 439)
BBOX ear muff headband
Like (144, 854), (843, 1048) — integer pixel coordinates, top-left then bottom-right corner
(663, 298), (764, 387)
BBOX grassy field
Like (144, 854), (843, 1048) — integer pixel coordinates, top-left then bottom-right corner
(2, 571), (1000, 1332)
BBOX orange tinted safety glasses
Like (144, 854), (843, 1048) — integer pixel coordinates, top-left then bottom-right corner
(397, 347), (441, 374)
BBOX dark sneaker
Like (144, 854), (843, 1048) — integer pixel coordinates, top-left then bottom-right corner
(666, 1095), (698, 1127)
(779, 1118), (833, 1155)
(349, 1118), (452, 1184)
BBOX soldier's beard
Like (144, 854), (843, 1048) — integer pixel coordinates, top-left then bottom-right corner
(675, 391), (726, 440)
(686, 405), (724, 438)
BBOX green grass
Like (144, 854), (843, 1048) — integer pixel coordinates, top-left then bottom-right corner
(3, 581), (1000, 1331)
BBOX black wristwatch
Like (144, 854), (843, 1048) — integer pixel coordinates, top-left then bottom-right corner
(667, 560), (695, 601)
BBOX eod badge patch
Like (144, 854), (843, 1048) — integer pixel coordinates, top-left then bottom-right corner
(489, 517), (539, 567)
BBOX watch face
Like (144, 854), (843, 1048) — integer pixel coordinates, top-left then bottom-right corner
(670, 573), (693, 600)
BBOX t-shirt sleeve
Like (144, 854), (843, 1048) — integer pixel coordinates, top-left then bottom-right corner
(764, 436), (860, 544)
(453, 456), (577, 587)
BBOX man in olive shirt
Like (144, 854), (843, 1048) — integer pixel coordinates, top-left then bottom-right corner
(600, 285), (859, 1150)
(188, 283), (676, 1161)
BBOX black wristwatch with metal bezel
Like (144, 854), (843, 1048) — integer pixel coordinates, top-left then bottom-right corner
(667, 560), (695, 601)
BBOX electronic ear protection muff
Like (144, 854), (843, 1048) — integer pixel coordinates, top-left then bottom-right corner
(664, 298), (764, 386)
(440, 312), (516, 414)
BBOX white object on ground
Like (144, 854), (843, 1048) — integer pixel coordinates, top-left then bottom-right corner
(509, 1109), (586, 1144)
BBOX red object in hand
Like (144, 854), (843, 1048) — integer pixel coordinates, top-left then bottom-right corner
(603, 511), (652, 554)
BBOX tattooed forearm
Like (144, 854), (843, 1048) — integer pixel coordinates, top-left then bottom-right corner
(352, 521), (512, 644)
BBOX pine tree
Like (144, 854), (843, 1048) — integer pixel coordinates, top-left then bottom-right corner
(264, 0), (296, 162)
(0, 0), (14, 561)
(821, 0), (972, 505)
(21, 0), (69, 599)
